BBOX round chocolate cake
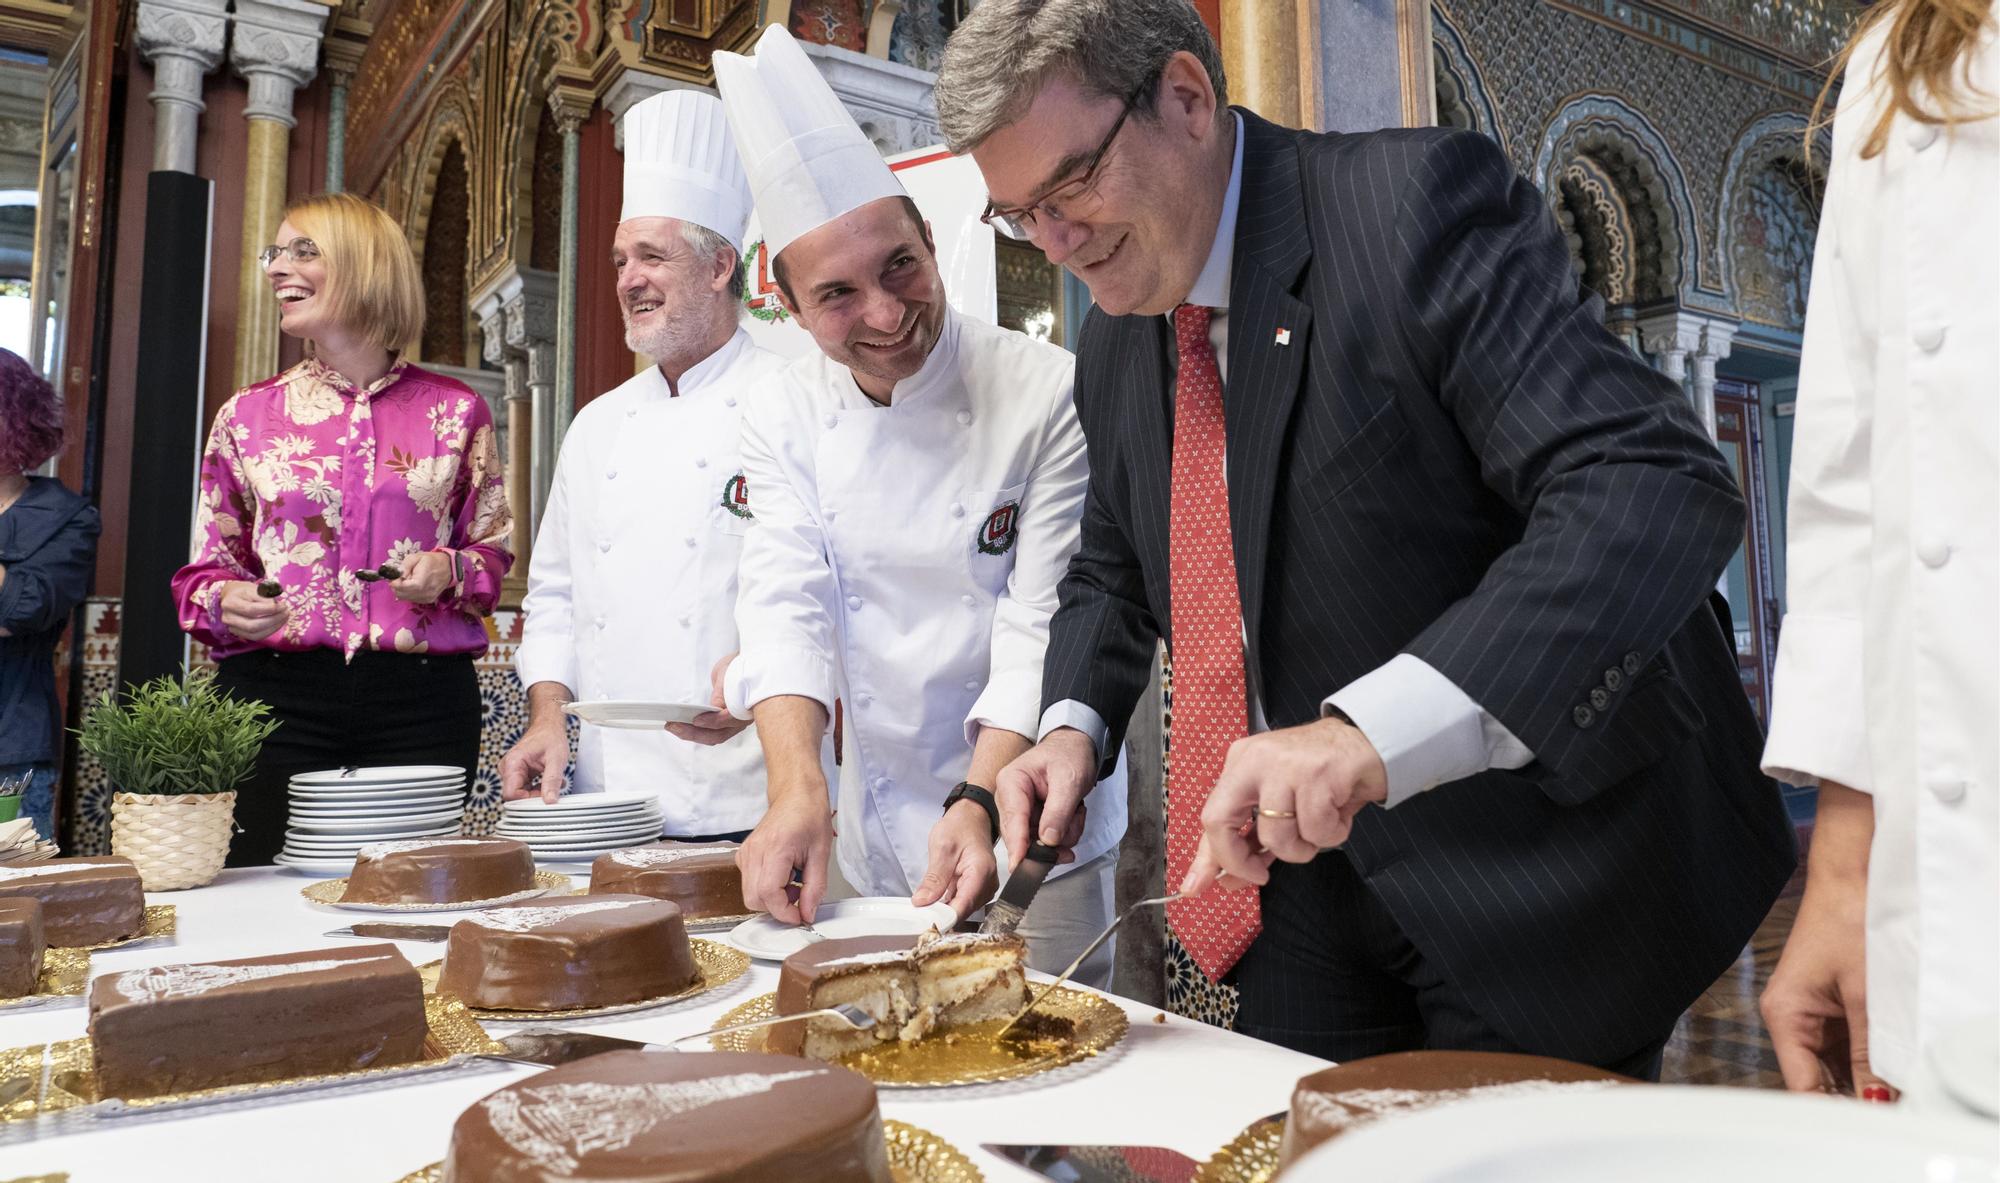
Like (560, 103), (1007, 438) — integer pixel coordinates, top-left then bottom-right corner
(1277, 1050), (1633, 1167)
(436, 894), (696, 1011)
(339, 837), (536, 905)
(587, 842), (743, 919)
(442, 1050), (891, 1182)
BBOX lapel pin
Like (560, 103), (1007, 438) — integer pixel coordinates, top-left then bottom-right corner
(1274, 327), (1292, 346)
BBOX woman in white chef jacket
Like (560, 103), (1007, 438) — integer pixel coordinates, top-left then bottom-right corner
(1759, 0), (1998, 1109)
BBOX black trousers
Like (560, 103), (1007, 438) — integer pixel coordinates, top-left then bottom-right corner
(1229, 850), (1669, 1080)
(213, 649), (482, 867)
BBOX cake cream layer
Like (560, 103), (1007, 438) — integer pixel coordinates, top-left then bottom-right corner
(436, 894), (696, 1011)
(0, 897), (44, 997)
(442, 1050), (892, 1183)
(0, 857), (144, 945)
(339, 837), (536, 905)
(87, 942), (428, 1100)
(587, 842), (744, 919)
(772, 930), (1027, 1059)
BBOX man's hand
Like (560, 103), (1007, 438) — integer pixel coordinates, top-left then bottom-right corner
(667, 652), (751, 746)
(737, 789), (834, 925)
(992, 728), (1096, 871)
(911, 800), (1000, 919)
(499, 724), (569, 805)
(390, 551), (454, 604)
(1182, 717), (1387, 896)
(219, 580), (289, 641)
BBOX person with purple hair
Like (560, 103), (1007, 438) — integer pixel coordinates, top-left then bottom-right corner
(0, 346), (99, 844)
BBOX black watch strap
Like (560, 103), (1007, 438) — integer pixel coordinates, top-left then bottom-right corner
(942, 782), (1001, 845)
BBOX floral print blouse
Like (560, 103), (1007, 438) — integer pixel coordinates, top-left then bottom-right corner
(171, 357), (513, 660)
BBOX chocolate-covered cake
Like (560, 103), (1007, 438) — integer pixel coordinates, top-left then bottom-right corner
(0, 856), (144, 945)
(0, 897), (45, 997)
(442, 1050), (892, 1183)
(1277, 1051), (1632, 1167)
(88, 943), (428, 1100)
(588, 842), (743, 919)
(339, 837), (536, 905)
(771, 929), (1027, 1059)
(436, 894), (697, 1011)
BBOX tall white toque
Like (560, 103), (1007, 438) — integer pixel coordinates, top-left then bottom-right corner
(712, 24), (906, 259)
(620, 89), (753, 251)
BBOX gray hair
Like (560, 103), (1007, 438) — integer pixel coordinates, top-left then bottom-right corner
(935, 0), (1227, 154)
(680, 219), (746, 301)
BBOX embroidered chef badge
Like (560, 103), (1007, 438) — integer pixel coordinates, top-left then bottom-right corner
(720, 472), (752, 520)
(976, 500), (1020, 556)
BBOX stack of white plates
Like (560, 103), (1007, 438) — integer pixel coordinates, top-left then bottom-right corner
(494, 791), (663, 862)
(275, 765), (468, 873)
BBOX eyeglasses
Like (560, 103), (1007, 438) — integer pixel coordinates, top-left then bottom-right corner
(257, 237), (321, 268)
(980, 83), (1148, 242)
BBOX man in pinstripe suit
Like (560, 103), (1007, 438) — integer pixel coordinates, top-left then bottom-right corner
(934, 0), (1796, 1075)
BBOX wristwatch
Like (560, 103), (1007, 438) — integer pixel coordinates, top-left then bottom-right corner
(941, 782), (1001, 845)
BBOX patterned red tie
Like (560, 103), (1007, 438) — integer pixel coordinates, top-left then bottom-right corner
(1164, 304), (1261, 982)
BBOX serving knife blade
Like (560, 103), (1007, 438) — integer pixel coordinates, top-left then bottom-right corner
(979, 840), (1062, 936)
(983, 1142), (1204, 1182)
(323, 922), (456, 942)
(483, 1027), (663, 1068)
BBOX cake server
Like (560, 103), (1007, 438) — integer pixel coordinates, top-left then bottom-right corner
(997, 892), (1183, 1040)
(484, 1007), (878, 1067)
(984, 1142), (1204, 1181)
(323, 922), (455, 941)
(977, 839), (1064, 936)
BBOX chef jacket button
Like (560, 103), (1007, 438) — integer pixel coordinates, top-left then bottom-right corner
(598, 541), (611, 553)
(961, 594), (976, 607)
(874, 777), (890, 790)
(964, 680), (979, 691)
(606, 470), (618, 480)
(626, 408), (637, 418)
(1589, 687), (1611, 711)
(684, 536), (697, 548)
(1622, 652), (1642, 676)
(725, 396), (737, 408)
(696, 457), (709, 469)
(1905, 121), (1939, 151)
(823, 414), (837, 429)
(1603, 667), (1623, 692)
(1913, 324), (1947, 353)
(679, 615), (692, 628)
(1930, 778), (1967, 804)
(1916, 537), (1952, 568)
(594, 615), (607, 629)
(951, 503), (965, 518)
(1572, 704), (1596, 729)
(956, 410), (973, 426)
(846, 595), (862, 611)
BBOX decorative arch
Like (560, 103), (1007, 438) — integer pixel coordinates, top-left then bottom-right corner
(421, 139), (472, 365)
(1430, 2), (1503, 143)
(401, 83), (477, 271)
(1718, 112), (1829, 328)
(1554, 154), (1635, 305)
(1534, 94), (1699, 304)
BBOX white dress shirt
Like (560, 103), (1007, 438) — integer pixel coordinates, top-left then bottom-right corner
(516, 328), (788, 835)
(725, 308), (1128, 897)
(1761, 21), (1998, 1092)
(1039, 113), (1532, 805)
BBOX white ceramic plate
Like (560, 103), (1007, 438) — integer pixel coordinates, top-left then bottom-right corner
(1929, 1016), (2000, 1119)
(279, 827), (462, 853)
(496, 815), (661, 836)
(286, 803), (464, 822)
(518, 833), (662, 853)
(272, 852), (352, 874)
(1284, 1085), (2000, 1183)
(501, 790), (662, 815)
(727, 897), (959, 961)
(290, 766), (466, 787)
(563, 701), (719, 729)
(288, 784), (465, 803)
(285, 810), (465, 835)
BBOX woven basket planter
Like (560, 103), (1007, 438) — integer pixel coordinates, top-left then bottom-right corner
(111, 791), (236, 890)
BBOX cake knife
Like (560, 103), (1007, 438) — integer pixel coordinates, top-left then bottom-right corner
(983, 1142), (1204, 1181)
(323, 922), (455, 941)
(483, 1007), (877, 1067)
(977, 840), (1064, 936)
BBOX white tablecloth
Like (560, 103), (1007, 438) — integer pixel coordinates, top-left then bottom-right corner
(0, 868), (1328, 1180)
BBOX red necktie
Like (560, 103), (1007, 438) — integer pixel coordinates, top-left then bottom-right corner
(1163, 304), (1261, 982)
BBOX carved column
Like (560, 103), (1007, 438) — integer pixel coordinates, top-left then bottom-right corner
(229, 0), (328, 387)
(321, 17), (371, 194)
(1691, 320), (1738, 441)
(135, 0), (229, 175)
(474, 262), (558, 590)
(550, 77), (594, 457)
(1640, 308), (1737, 441)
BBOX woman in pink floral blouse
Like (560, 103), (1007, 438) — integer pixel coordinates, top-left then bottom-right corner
(171, 193), (513, 865)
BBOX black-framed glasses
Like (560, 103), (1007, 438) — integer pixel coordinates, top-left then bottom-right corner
(980, 83), (1149, 242)
(257, 237), (321, 268)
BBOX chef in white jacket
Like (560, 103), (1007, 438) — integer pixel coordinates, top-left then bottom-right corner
(704, 26), (1126, 984)
(501, 90), (787, 840)
(1759, 8), (1997, 1110)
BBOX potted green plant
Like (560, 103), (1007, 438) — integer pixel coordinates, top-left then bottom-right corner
(76, 668), (277, 889)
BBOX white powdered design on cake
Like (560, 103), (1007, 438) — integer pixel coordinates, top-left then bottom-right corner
(465, 898), (650, 932)
(1293, 1079), (1618, 1133)
(815, 948), (921, 970)
(605, 845), (732, 869)
(112, 954), (392, 1002)
(482, 1070), (825, 1172)
(356, 838), (476, 861)
(0, 861), (128, 883)
(817, 929), (1010, 970)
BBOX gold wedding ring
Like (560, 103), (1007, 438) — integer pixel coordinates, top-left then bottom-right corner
(1255, 807), (1298, 819)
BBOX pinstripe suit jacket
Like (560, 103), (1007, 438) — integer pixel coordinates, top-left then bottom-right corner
(1044, 111), (1797, 1062)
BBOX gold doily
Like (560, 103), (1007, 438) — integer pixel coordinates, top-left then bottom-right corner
(1195, 1115), (1287, 1183)
(418, 938), (749, 1020)
(0, 948), (88, 1011)
(710, 987), (1128, 1088)
(300, 870), (570, 912)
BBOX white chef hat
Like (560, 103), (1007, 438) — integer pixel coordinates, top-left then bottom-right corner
(620, 89), (753, 251)
(712, 24), (906, 259)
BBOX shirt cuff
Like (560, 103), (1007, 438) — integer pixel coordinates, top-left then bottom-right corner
(1325, 653), (1534, 808)
(965, 668), (1042, 749)
(1037, 699), (1109, 763)
(725, 648), (836, 722)
(1761, 612), (1872, 792)
(514, 631), (579, 699)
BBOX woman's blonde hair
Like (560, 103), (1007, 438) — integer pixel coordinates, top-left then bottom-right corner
(1815, 0), (1996, 160)
(280, 192), (426, 351)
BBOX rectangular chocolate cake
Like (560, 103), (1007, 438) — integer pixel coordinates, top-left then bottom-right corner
(771, 929), (1028, 1059)
(0, 857), (144, 946)
(88, 943), (429, 1099)
(0, 897), (45, 998)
